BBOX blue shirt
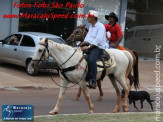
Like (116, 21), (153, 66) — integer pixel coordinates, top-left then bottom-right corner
(84, 21), (106, 49)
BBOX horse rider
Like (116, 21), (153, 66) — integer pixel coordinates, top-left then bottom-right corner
(80, 10), (106, 89)
(105, 12), (123, 49)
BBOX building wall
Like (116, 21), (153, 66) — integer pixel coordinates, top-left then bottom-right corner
(77, 0), (127, 45)
(0, 0), (12, 39)
(11, 0), (19, 35)
(0, 0), (19, 39)
(0, 0), (127, 43)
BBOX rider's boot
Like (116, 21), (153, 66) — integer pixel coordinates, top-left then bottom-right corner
(87, 79), (97, 89)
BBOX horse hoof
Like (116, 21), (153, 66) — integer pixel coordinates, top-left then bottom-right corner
(123, 105), (129, 112)
(88, 107), (94, 114)
(123, 108), (129, 112)
(88, 111), (94, 114)
(75, 96), (79, 101)
(123, 110), (129, 112)
(49, 110), (58, 115)
(112, 110), (120, 113)
(137, 109), (141, 112)
(96, 96), (102, 101)
(112, 108), (120, 113)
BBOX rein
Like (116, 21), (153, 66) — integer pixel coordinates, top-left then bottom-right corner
(32, 43), (50, 66)
(58, 48), (84, 82)
(59, 49), (77, 67)
(33, 42), (86, 88)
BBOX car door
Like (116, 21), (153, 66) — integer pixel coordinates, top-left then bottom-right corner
(124, 30), (135, 50)
(134, 28), (150, 58)
(147, 27), (163, 59)
(0, 34), (22, 64)
(16, 35), (36, 66)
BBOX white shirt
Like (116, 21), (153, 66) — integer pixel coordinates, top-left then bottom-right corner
(84, 21), (106, 49)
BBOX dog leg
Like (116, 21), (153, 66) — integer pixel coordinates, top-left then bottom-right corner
(140, 100), (144, 109)
(146, 99), (154, 111)
(133, 101), (140, 112)
(146, 93), (154, 111)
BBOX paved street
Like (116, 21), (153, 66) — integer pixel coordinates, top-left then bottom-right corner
(0, 60), (162, 118)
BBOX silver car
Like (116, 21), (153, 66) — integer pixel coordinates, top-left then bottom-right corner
(0, 32), (66, 75)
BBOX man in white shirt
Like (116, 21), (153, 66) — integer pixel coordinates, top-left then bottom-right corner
(80, 10), (106, 89)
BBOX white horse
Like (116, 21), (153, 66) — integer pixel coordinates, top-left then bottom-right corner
(31, 38), (133, 114)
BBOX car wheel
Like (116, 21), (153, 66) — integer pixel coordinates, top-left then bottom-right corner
(0, 61), (4, 65)
(26, 59), (38, 76)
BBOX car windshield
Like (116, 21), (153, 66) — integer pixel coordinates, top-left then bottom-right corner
(40, 38), (65, 44)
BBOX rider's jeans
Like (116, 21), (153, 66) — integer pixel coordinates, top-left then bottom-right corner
(88, 46), (102, 81)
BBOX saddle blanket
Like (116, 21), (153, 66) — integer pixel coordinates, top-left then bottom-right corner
(97, 50), (116, 72)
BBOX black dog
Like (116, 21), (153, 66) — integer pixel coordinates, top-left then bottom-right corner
(122, 90), (154, 111)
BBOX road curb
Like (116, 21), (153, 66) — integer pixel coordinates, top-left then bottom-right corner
(0, 86), (50, 91)
(34, 112), (163, 118)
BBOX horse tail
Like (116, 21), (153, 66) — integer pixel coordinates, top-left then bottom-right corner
(133, 50), (140, 89)
(123, 51), (133, 82)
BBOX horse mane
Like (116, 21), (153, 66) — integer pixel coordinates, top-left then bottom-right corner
(77, 25), (88, 32)
(85, 28), (88, 32)
(49, 40), (82, 53)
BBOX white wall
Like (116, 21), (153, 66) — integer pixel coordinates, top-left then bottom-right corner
(0, 0), (12, 39)
(11, 0), (20, 34)
(82, 0), (121, 26)
(0, 0), (19, 39)
(77, 0), (127, 46)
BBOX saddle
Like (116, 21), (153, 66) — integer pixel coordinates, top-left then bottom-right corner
(84, 49), (110, 81)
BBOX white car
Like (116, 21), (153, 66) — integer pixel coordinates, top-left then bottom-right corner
(0, 32), (66, 75)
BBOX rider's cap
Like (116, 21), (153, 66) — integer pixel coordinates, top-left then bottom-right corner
(86, 10), (99, 18)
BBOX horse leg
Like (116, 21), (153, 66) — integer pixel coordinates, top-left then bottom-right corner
(128, 72), (134, 90)
(75, 87), (82, 101)
(97, 81), (103, 101)
(108, 74), (121, 113)
(117, 76), (130, 112)
(80, 82), (94, 114)
(49, 80), (68, 115)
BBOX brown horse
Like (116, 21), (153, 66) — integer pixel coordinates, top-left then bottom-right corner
(67, 25), (139, 101)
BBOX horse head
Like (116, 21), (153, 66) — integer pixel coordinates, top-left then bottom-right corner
(31, 38), (50, 68)
(66, 24), (88, 44)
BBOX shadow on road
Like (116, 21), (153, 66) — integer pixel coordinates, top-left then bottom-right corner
(0, 62), (59, 77)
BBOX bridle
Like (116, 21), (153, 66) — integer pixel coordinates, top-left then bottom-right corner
(32, 42), (87, 88)
(69, 28), (87, 43)
(32, 43), (50, 68)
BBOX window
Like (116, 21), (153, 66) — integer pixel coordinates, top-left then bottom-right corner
(125, 31), (134, 40)
(4, 34), (22, 46)
(4, 35), (13, 44)
(151, 28), (163, 37)
(135, 29), (150, 37)
(20, 35), (35, 47)
(19, 0), (78, 40)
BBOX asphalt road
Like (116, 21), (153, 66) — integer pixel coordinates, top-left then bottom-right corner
(0, 89), (160, 118)
(0, 60), (162, 118)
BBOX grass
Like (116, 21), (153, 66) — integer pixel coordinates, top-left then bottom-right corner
(0, 113), (162, 122)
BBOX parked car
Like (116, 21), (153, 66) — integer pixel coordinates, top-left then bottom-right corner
(125, 24), (163, 59)
(0, 32), (66, 75)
